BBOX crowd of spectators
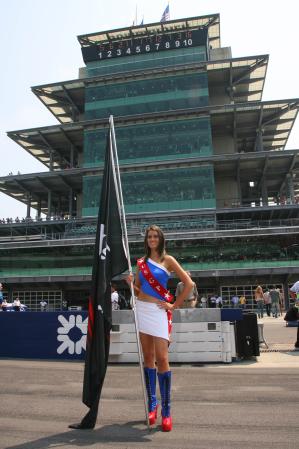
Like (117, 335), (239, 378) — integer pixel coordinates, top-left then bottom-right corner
(170, 281), (298, 313)
(0, 284), (26, 312)
(0, 215), (74, 224)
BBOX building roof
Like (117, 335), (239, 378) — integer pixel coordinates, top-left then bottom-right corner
(7, 124), (83, 170)
(77, 14), (221, 48)
(0, 150), (298, 214)
(31, 55), (268, 124)
(7, 98), (299, 170)
(208, 55), (268, 103)
(0, 168), (82, 214)
(210, 99), (299, 151)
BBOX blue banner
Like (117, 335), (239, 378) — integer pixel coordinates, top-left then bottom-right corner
(0, 312), (88, 360)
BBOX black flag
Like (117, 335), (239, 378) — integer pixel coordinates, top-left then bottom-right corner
(69, 128), (128, 429)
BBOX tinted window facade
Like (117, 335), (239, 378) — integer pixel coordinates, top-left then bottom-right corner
(84, 117), (213, 167)
(86, 46), (207, 77)
(82, 35), (215, 218)
(83, 166), (215, 216)
(85, 72), (209, 120)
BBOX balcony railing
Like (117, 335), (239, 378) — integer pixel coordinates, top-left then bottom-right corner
(1, 216), (299, 243)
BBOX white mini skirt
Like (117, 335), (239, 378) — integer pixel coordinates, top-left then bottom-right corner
(135, 299), (169, 341)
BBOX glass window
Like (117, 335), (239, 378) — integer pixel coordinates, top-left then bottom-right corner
(83, 117), (213, 167)
(220, 284), (283, 310)
(85, 72), (209, 120)
(0, 246), (94, 277)
(12, 290), (62, 312)
(82, 165), (216, 216)
(86, 46), (207, 77)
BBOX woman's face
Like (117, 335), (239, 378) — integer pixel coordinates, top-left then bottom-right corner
(147, 230), (160, 251)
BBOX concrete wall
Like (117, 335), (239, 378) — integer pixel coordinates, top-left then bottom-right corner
(209, 86), (231, 106)
(212, 135), (235, 155)
(208, 47), (232, 106)
(76, 193), (83, 218)
(79, 67), (87, 79)
(215, 177), (239, 207)
(77, 151), (84, 167)
(209, 47), (232, 61)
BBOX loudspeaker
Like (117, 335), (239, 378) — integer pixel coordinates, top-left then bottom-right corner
(235, 312), (260, 357)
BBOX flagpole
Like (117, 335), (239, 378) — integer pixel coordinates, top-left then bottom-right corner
(135, 4), (138, 27)
(108, 115), (150, 430)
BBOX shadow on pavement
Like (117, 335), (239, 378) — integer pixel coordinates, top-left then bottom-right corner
(6, 420), (156, 449)
(286, 350), (299, 357)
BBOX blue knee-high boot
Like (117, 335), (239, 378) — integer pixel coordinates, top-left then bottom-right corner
(144, 367), (158, 425)
(158, 371), (172, 431)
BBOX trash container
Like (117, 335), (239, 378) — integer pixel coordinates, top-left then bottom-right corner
(257, 322), (268, 348)
(235, 312), (260, 358)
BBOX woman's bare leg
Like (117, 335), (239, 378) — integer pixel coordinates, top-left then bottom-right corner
(139, 332), (155, 368)
(154, 337), (169, 373)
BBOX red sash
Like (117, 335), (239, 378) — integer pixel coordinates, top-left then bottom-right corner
(137, 257), (173, 338)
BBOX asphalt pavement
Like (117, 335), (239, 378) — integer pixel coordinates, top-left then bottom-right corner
(1, 315), (298, 449)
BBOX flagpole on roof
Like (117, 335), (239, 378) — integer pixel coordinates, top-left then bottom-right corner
(160, 2), (170, 22)
(109, 115), (150, 430)
(135, 4), (138, 27)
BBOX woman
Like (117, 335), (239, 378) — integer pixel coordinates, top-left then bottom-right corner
(127, 225), (193, 431)
(255, 285), (264, 318)
(239, 295), (246, 310)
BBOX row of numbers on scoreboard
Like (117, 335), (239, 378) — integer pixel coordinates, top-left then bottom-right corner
(97, 39), (194, 59)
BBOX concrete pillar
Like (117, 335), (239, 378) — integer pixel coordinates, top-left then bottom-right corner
(57, 197), (62, 216)
(7, 285), (13, 302)
(70, 145), (74, 168)
(256, 130), (263, 152)
(26, 194), (31, 218)
(283, 282), (290, 310)
(47, 191), (52, 217)
(286, 173), (295, 204)
(237, 168), (242, 205)
(72, 108), (77, 122)
(37, 200), (42, 218)
(49, 150), (53, 171)
(261, 180), (268, 206)
(68, 189), (73, 217)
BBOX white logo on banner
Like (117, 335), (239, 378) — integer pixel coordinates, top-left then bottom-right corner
(57, 314), (87, 355)
(99, 223), (110, 260)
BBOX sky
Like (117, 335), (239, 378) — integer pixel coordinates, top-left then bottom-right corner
(0, 0), (298, 218)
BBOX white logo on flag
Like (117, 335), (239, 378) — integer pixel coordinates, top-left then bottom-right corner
(57, 314), (88, 355)
(99, 223), (110, 260)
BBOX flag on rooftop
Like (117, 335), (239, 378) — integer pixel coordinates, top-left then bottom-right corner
(70, 126), (128, 429)
(161, 4), (170, 22)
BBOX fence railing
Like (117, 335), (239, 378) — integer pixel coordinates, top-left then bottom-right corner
(1, 217), (299, 243)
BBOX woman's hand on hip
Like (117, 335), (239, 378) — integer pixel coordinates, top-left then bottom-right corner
(158, 301), (175, 311)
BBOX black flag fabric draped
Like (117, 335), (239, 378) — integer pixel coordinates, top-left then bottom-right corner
(70, 129), (128, 429)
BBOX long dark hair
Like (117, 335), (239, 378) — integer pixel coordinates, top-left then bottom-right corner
(144, 225), (166, 261)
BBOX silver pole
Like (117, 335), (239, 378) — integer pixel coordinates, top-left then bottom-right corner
(108, 115), (150, 430)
